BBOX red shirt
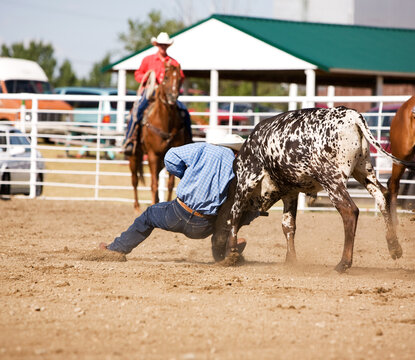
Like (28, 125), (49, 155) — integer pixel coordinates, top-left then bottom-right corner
(134, 52), (184, 84)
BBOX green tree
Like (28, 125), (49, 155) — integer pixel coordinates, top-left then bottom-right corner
(54, 59), (78, 88)
(81, 54), (113, 87)
(1, 40), (57, 80)
(118, 10), (185, 53)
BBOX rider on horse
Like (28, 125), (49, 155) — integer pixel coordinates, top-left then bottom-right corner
(123, 32), (193, 156)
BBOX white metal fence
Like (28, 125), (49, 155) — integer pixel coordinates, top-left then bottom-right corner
(0, 93), (414, 212)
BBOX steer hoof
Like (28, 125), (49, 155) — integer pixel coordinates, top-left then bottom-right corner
(334, 261), (351, 273)
(388, 242), (403, 260)
(212, 246), (226, 262)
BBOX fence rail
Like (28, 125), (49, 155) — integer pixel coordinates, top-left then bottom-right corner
(0, 93), (414, 212)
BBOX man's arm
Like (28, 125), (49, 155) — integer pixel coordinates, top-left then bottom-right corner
(164, 147), (188, 179)
(164, 143), (202, 179)
(134, 57), (150, 83)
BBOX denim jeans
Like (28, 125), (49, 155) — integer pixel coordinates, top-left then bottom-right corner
(107, 199), (216, 254)
(124, 90), (192, 143)
(125, 90), (149, 141)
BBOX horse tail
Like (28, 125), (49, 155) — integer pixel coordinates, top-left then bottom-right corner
(355, 111), (415, 171)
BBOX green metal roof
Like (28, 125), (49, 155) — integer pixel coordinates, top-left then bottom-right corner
(212, 14), (415, 74)
(106, 14), (415, 75)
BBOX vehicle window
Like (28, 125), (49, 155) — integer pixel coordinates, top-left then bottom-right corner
(110, 91), (136, 111)
(0, 131), (6, 152)
(64, 91), (100, 109)
(5, 80), (53, 94)
(110, 101), (135, 111)
(81, 101), (100, 108)
(10, 130), (30, 148)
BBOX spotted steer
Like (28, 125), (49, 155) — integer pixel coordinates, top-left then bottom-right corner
(213, 106), (415, 273)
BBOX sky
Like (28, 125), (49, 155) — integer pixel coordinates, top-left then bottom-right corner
(0, 0), (274, 78)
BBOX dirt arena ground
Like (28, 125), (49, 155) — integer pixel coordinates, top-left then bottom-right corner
(0, 199), (414, 360)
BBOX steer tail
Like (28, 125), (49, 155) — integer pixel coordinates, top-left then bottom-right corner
(355, 112), (415, 171)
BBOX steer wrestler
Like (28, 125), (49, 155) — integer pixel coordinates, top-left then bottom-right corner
(100, 133), (256, 258)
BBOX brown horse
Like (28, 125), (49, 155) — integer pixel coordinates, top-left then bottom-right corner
(388, 95), (415, 223)
(129, 63), (189, 212)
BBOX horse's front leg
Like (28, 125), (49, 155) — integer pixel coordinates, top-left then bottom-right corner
(128, 157), (140, 213)
(167, 172), (175, 202)
(388, 163), (406, 227)
(147, 151), (160, 204)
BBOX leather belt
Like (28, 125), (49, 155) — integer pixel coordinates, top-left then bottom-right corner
(177, 198), (215, 219)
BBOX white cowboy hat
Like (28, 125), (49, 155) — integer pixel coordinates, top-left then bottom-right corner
(151, 32), (174, 46)
(209, 132), (245, 151)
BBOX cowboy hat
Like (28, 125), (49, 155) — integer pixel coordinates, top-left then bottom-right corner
(209, 131), (245, 151)
(151, 32), (174, 46)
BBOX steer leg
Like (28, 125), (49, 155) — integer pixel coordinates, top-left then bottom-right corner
(224, 172), (264, 265)
(353, 161), (402, 260)
(211, 179), (237, 261)
(281, 195), (298, 263)
(324, 182), (359, 273)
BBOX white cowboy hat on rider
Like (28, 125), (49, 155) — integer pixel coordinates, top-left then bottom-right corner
(151, 32), (174, 46)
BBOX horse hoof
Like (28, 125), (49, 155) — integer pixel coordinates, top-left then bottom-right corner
(389, 242), (403, 260)
(334, 261), (351, 273)
(284, 254), (297, 264)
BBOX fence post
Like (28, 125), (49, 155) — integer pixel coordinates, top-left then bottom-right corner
(158, 168), (167, 202)
(228, 101), (234, 133)
(29, 98), (38, 198)
(288, 84), (298, 111)
(116, 69), (126, 133)
(20, 100), (26, 133)
(94, 101), (102, 200)
(327, 86), (335, 108)
(304, 69), (316, 108)
(207, 69), (219, 140)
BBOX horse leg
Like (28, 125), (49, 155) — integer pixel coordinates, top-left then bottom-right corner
(388, 163), (406, 226)
(167, 172), (175, 201)
(128, 156), (140, 213)
(147, 152), (161, 204)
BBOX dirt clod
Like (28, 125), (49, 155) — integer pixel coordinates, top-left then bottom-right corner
(79, 249), (127, 262)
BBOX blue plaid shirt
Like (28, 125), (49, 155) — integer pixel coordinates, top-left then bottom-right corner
(165, 143), (235, 215)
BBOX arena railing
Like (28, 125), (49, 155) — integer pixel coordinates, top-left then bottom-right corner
(0, 93), (413, 213)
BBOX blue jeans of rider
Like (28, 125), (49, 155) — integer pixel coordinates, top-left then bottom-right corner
(124, 89), (192, 144)
(107, 199), (216, 254)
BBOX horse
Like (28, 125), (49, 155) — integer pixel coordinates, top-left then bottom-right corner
(128, 63), (189, 212)
(388, 95), (415, 224)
